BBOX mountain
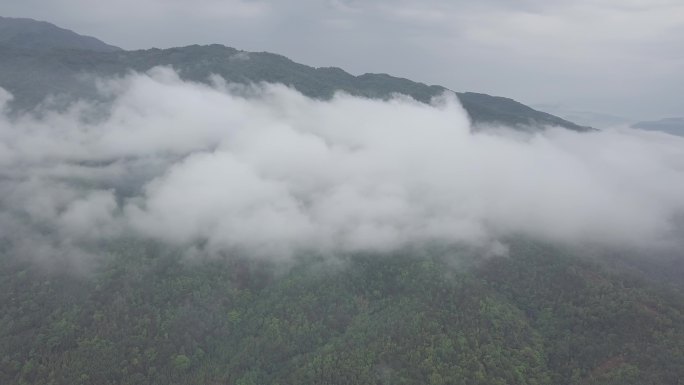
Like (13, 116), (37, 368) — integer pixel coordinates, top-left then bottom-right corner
(0, 16), (121, 52)
(632, 117), (684, 137)
(533, 104), (633, 129)
(0, 18), (590, 131)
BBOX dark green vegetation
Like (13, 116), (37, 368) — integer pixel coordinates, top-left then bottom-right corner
(1, 241), (683, 385)
(0, 16), (590, 131)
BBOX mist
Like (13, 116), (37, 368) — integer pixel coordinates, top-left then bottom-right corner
(1, 67), (683, 262)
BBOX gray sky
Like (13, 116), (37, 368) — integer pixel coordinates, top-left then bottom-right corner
(1, 0), (683, 120)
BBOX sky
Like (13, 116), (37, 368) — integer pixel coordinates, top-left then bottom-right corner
(0, 0), (682, 121)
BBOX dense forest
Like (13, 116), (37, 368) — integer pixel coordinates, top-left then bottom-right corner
(2, 240), (683, 385)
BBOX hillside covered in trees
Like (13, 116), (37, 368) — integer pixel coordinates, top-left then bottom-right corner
(2, 240), (684, 385)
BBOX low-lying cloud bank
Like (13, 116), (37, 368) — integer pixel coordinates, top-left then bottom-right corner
(1, 67), (683, 262)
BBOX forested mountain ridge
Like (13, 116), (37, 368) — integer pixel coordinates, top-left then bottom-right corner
(0, 17), (590, 131)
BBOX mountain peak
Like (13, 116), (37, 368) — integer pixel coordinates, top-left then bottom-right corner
(0, 16), (121, 52)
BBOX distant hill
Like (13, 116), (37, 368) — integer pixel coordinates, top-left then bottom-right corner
(0, 17), (590, 131)
(0, 16), (121, 52)
(533, 104), (632, 129)
(633, 117), (684, 137)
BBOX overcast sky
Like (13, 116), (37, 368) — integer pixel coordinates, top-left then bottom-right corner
(1, 0), (682, 120)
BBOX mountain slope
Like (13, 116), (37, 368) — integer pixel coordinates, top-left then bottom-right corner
(0, 18), (589, 131)
(1, 241), (683, 385)
(0, 16), (121, 52)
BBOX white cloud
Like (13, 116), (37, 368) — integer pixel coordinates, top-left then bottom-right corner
(1, 68), (683, 262)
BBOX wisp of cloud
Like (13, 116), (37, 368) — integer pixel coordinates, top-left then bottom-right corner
(1, 67), (683, 262)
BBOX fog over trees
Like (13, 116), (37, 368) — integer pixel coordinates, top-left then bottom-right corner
(1, 14), (684, 385)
